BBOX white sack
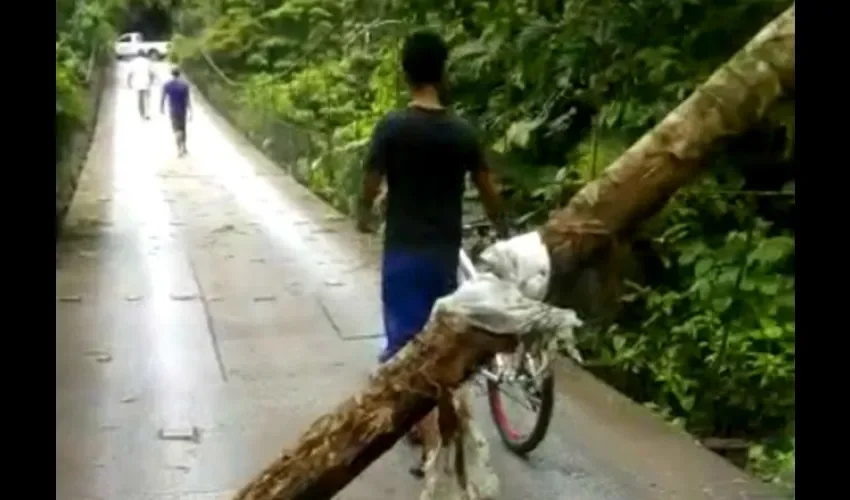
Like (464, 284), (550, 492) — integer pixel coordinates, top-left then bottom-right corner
(419, 389), (499, 500)
(430, 273), (583, 361)
(477, 230), (551, 301)
(419, 230), (583, 500)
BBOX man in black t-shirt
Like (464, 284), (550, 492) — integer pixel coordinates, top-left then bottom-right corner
(356, 31), (507, 366)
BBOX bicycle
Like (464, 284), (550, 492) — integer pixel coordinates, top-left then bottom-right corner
(458, 220), (556, 455)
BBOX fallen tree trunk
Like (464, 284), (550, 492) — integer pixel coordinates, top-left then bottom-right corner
(542, 5), (795, 304)
(234, 318), (516, 500)
(234, 5), (795, 499)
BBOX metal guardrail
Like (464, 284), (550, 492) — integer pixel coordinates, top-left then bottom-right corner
(183, 51), (503, 222)
(56, 45), (111, 236)
(183, 51), (373, 214)
(184, 54), (319, 179)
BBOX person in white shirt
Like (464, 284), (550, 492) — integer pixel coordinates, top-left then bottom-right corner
(127, 50), (155, 119)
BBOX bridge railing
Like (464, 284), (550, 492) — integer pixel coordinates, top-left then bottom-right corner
(56, 44), (112, 236)
(183, 54), (322, 182)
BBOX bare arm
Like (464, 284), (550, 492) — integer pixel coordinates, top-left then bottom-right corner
(467, 130), (509, 236)
(357, 117), (390, 233)
(160, 84), (167, 113)
(471, 166), (509, 237)
(360, 170), (382, 212)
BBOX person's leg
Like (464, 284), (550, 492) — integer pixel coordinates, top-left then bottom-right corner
(379, 248), (459, 452)
(170, 113), (187, 154)
(379, 248), (459, 362)
(427, 249), (460, 300)
(380, 251), (431, 363)
(140, 90), (150, 118)
(179, 117), (187, 153)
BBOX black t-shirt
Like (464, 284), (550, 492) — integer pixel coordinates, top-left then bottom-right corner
(365, 106), (485, 252)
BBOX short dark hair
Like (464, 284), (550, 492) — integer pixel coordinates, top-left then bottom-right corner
(401, 30), (448, 87)
(171, 67), (181, 77)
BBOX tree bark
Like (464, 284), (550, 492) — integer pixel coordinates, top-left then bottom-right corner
(233, 5), (794, 499)
(233, 317), (516, 500)
(542, 5), (795, 305)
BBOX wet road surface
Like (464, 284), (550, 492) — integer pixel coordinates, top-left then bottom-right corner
(57, 64), (771, 500)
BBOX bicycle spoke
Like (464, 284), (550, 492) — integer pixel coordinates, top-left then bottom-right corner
(496, 383), (538, 413)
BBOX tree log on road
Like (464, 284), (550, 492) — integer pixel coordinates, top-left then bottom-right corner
(234, 317), (516, 500)
(234, 5), (795, 500)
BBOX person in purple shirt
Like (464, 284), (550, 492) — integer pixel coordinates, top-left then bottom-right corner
(160, 67), (192, 156)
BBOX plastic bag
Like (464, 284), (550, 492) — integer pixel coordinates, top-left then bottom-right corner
(419, 231), (583, 500)
(430, 272), (583, 361)
(477, 230), (551, 301)
(444, 230), (583, 360)
(420, 389), (499, 500)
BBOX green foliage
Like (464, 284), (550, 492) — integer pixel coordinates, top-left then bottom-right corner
(174, 0), (795, 484)
(749, 436), (795, 494)
(56, 40), (86, 160)
(587, 213), (794, 436)
(56, 0), (125, 163)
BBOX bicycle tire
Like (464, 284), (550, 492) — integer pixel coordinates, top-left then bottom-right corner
(486, 366), (555, 456)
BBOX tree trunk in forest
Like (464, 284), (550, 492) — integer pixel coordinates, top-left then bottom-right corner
(542, 5), (795, 305)
(233, 5), (795, 500)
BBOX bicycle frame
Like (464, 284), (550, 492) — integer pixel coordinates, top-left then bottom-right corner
(459, 229), (561, 453)
(457, 245), (552, 385)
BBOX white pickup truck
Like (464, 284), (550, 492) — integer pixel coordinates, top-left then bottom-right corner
(114, 32), (170, 60)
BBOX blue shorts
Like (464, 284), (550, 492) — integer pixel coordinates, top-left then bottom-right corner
(378, 248), (458, 363)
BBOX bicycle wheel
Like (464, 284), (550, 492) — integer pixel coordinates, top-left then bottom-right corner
(486, 353), (555, 455)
